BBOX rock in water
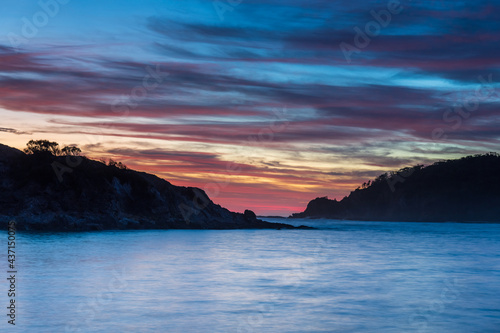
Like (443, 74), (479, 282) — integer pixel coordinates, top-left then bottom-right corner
(244, 209), (257, 222)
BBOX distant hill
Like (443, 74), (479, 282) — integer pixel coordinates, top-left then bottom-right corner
(291, 153), (500, 222)
(0, 143), (304, 231)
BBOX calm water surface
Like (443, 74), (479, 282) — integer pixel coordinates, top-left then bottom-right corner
(2, 219), (500, 332)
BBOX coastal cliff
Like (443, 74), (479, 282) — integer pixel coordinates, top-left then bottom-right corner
(291, 153), (500, 222)
(0, 143), (301, 231)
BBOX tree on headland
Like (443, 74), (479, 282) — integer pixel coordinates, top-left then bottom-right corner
(61, 145), (82, 156)
(23, 140), (129, 169)
(99, 158), (127, 169)
(108, 158), (128, 170)
(24, 140), (61, 155)
(24, 140), (82, 157)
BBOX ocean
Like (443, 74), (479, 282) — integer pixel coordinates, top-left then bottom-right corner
(2, 218), (500, 332)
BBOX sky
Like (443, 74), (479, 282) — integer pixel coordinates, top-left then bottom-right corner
(1, 0), (500, 216)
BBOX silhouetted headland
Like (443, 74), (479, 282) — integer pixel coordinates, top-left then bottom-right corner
(0, 142), (311, 231)
(291, 153), (500, 222)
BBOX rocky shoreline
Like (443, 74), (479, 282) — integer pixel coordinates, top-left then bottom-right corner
(0, 144), (312, 231)
(290, 153), (500, 222)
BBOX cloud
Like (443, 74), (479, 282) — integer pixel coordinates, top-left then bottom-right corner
(0, 127), (31, 135)
(1, 0), (499, 214)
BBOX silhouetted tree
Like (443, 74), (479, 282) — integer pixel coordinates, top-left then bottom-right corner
(61, 145), (82, 156)
(116, 162), (127, 170)
(108, 158), (127, 170)
(24, 140), (60, 155)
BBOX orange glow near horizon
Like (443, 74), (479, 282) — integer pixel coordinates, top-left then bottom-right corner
(1, 127), (379, 216)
